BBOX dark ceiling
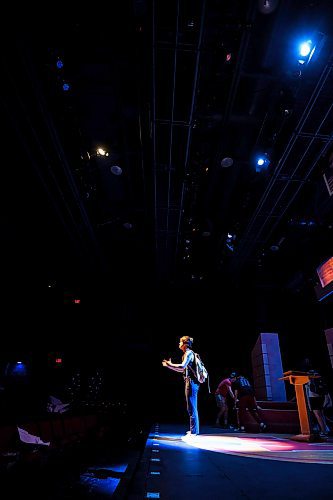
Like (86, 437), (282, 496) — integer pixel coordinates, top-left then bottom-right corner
(1, 0), (333, 317)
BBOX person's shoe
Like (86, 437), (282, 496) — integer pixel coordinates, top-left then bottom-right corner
(181, 432), (198, 441)
(259, 422), (267, 432)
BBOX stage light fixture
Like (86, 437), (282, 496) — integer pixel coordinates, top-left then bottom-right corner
(221, 157), (233, 168)
(298, 40), (315, 65)
(255, 154), (270, 172)
(111, 165), (122, 176)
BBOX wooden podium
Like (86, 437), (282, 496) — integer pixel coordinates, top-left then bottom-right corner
(279, 371), (321, 442)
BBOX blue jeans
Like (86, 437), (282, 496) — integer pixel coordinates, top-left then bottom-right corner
(185, 378), (200, 434)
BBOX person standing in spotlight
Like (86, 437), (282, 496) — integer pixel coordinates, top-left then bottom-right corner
(162, 336), (200, 438)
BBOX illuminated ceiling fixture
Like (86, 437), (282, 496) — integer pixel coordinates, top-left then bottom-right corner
(270, 236), (286, 252)
(255, 154), (270, 172)
(257, 0), (279, 14)
(96, 148), (109, 156)
(110, 165), (122, 176)
(221, 157), (233, 168)
(226, 233), (236, 252)
(297, 32), (326, 68)
(298, 40), (315, 65)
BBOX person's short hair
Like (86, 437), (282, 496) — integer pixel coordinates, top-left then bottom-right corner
(180, 336), (193, 347)
(229, 372), (237, 378)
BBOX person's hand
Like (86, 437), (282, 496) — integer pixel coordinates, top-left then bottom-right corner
(162, 358), (171, 367)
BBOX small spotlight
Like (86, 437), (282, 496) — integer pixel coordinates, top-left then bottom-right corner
(110, 165), (122, 176)
(221, 157), (233, 168)
(97, 148), (107, 156)
(62, 82), (70, 91)
(56, 59), (64, 69)
(255, 154), (270, 172)
(300, 41), (311, 57)
(298, 39), (316, 65)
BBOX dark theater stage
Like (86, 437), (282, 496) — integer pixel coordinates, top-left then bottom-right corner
(128, 423), (333, 499)
(1, 0), (333, 497)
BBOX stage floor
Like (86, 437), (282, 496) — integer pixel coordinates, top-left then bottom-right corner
(127, 423), (333, 499)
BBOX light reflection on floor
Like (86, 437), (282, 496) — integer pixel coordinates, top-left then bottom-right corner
(149, 432), (333, 464)
(79, 462), (128, 496)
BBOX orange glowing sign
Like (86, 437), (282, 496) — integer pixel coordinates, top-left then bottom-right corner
(317, 256), (333, 288)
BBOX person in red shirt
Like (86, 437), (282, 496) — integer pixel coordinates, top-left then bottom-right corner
(215, 376), (235, 427)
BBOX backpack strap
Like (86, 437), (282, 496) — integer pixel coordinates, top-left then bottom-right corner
(184, 349), (194, 379)
(187, 350), (197, 380)
(188, 352), (211, 393)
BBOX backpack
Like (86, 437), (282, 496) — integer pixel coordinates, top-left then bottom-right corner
(309, 377), (328, 396)
(189, 352), (210, 391)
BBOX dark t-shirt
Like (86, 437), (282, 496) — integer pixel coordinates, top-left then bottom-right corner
(233, 376), (254, 398)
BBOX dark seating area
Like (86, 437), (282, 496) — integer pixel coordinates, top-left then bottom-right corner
(0, 410), (148, 499)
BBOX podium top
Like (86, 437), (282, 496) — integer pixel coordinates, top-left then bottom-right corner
(282, 370), (319, 378)
(279, 370), (320, 384)
(283, 371), (309, 376)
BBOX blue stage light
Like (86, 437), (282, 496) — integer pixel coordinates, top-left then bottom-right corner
(298, 39), (316, 65)
(12, 362), (27, 376)
(255, 154), (270, 172)
(300, 41), (311, 58)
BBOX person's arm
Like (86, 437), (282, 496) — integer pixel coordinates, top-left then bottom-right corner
(162, 358), (183, 372)
(162, 350), (194, 373)
(225, 380), (235, 399)
(227, 384), (235, 400)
